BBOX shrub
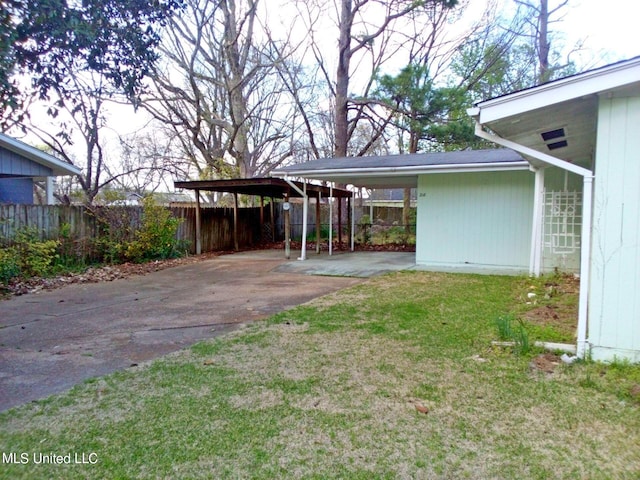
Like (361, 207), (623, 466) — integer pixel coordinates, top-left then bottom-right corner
(13, 227), (60, 277)
(0, 226), (60, 282)
(125, 197), (184, 262)
(0, 248), (20, 284)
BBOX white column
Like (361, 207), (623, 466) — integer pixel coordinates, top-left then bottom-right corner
(45, 177), (55, 205)
(529, 167), (545, 276)
(329, 185), (333, 256)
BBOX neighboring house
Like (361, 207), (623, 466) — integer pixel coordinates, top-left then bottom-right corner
(0, 133), (81, 204)
(273, 56), (640, 362)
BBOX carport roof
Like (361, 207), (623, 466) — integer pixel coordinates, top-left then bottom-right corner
(271, 148), (528, 188)
(174, 177), (352, 198)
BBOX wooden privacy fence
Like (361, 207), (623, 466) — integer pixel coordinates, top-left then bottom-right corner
(0, 203), (413, 254)
(0, 204), (278, 254)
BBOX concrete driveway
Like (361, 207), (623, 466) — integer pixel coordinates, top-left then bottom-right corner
(0, 250), (362, 412)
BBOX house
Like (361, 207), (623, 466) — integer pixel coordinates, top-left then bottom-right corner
(273, 57), (640, 363)
(273, 148), (540, 272)
(470, 56), (640, 363)
(0, 133), (81, 204)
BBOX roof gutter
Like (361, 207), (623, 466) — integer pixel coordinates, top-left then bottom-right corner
(469, 112), (593, 360)
(272, 161), (530, 179)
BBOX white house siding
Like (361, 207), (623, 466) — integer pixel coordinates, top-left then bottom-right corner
(416, 170), (533, 273)
(589, 95), (640, 362)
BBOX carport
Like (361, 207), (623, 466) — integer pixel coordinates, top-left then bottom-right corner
(174, 178), (351, 259)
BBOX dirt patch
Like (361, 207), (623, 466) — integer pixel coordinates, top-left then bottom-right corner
(529, 352), (562, 374)
(519, 274), (580, 339)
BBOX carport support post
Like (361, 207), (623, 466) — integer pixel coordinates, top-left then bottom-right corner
(329, 185), (333, 256)
(282, 177), (308, 261)
(195, 189), (202, 255)
(270, 197), (275, 241)
(338, 198), (342, 246)
(233, 192), (239, 251)
(300, 181), (308, 260)
(260, 195), (265, 242)
(316, 191), (321, 254)
(350, 190), (355, 251)
(284, 194), (291, 259)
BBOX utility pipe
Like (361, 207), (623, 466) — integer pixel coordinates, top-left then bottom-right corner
(472, 120), (594, 360)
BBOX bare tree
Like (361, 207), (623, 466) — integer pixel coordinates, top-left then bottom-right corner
(25, 67), (114, 204)
(296, 0), (459, 158)
(108, 130), (191, 196)
(144, 0), (302, 179)
(512, 0), (571, 83)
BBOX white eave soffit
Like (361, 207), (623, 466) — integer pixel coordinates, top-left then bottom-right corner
(472, 58), (640, 124)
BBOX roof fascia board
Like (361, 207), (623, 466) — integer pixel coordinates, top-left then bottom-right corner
(473, 59), (640, 123)
(0, 133), (81, 176)
(272, 161), (530, 179)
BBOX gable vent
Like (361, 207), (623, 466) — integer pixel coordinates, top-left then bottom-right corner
(547, 140), (568, 150)
(541, 128), (565, 141)
(541, 127), (568, 151)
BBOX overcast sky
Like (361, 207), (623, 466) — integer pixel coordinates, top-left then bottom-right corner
(550, 0), (639, 64)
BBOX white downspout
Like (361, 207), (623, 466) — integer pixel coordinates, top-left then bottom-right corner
(530, 167), (545, 276)
(576, 175), (593, 359)
(472, 120), (593, 359)
(283, 177), (308, 260)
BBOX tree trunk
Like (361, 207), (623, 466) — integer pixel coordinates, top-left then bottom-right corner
(335, 0), (353, 158)
(537, 0), (550, 83)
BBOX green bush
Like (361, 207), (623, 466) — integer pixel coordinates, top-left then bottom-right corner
(0, 248), (20, 284)
(0, 226), (60, 283)
(125, 197), (184, 262)
(13, 227), (60, 277)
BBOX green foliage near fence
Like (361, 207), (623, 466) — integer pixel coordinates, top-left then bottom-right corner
(0, 198), (186, 285)
(0, 226), (59, 283)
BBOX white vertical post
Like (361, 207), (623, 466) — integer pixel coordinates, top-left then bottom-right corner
(45, 177), (55, 205)
(329, 185), (333, 256)
(195, 189), (202, 255)
(299, 181), (308, 260)
(529, 167), (545, 276)
(316, 191), (321, 254)
(576, 175), (594, 359)
(350, 189), (355, 251)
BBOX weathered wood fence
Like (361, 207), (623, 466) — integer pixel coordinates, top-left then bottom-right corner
(0, 204), (279, 254)
(0, 203), (413, 253)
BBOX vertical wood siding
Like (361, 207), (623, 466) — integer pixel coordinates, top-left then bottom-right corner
(589, 95), (640, 362)
(416, 170), (534, 272)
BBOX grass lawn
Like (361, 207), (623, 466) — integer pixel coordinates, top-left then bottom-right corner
(2, 271), (640, 479)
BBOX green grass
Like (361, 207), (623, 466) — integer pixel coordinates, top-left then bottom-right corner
(1, 271), (640, 479)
